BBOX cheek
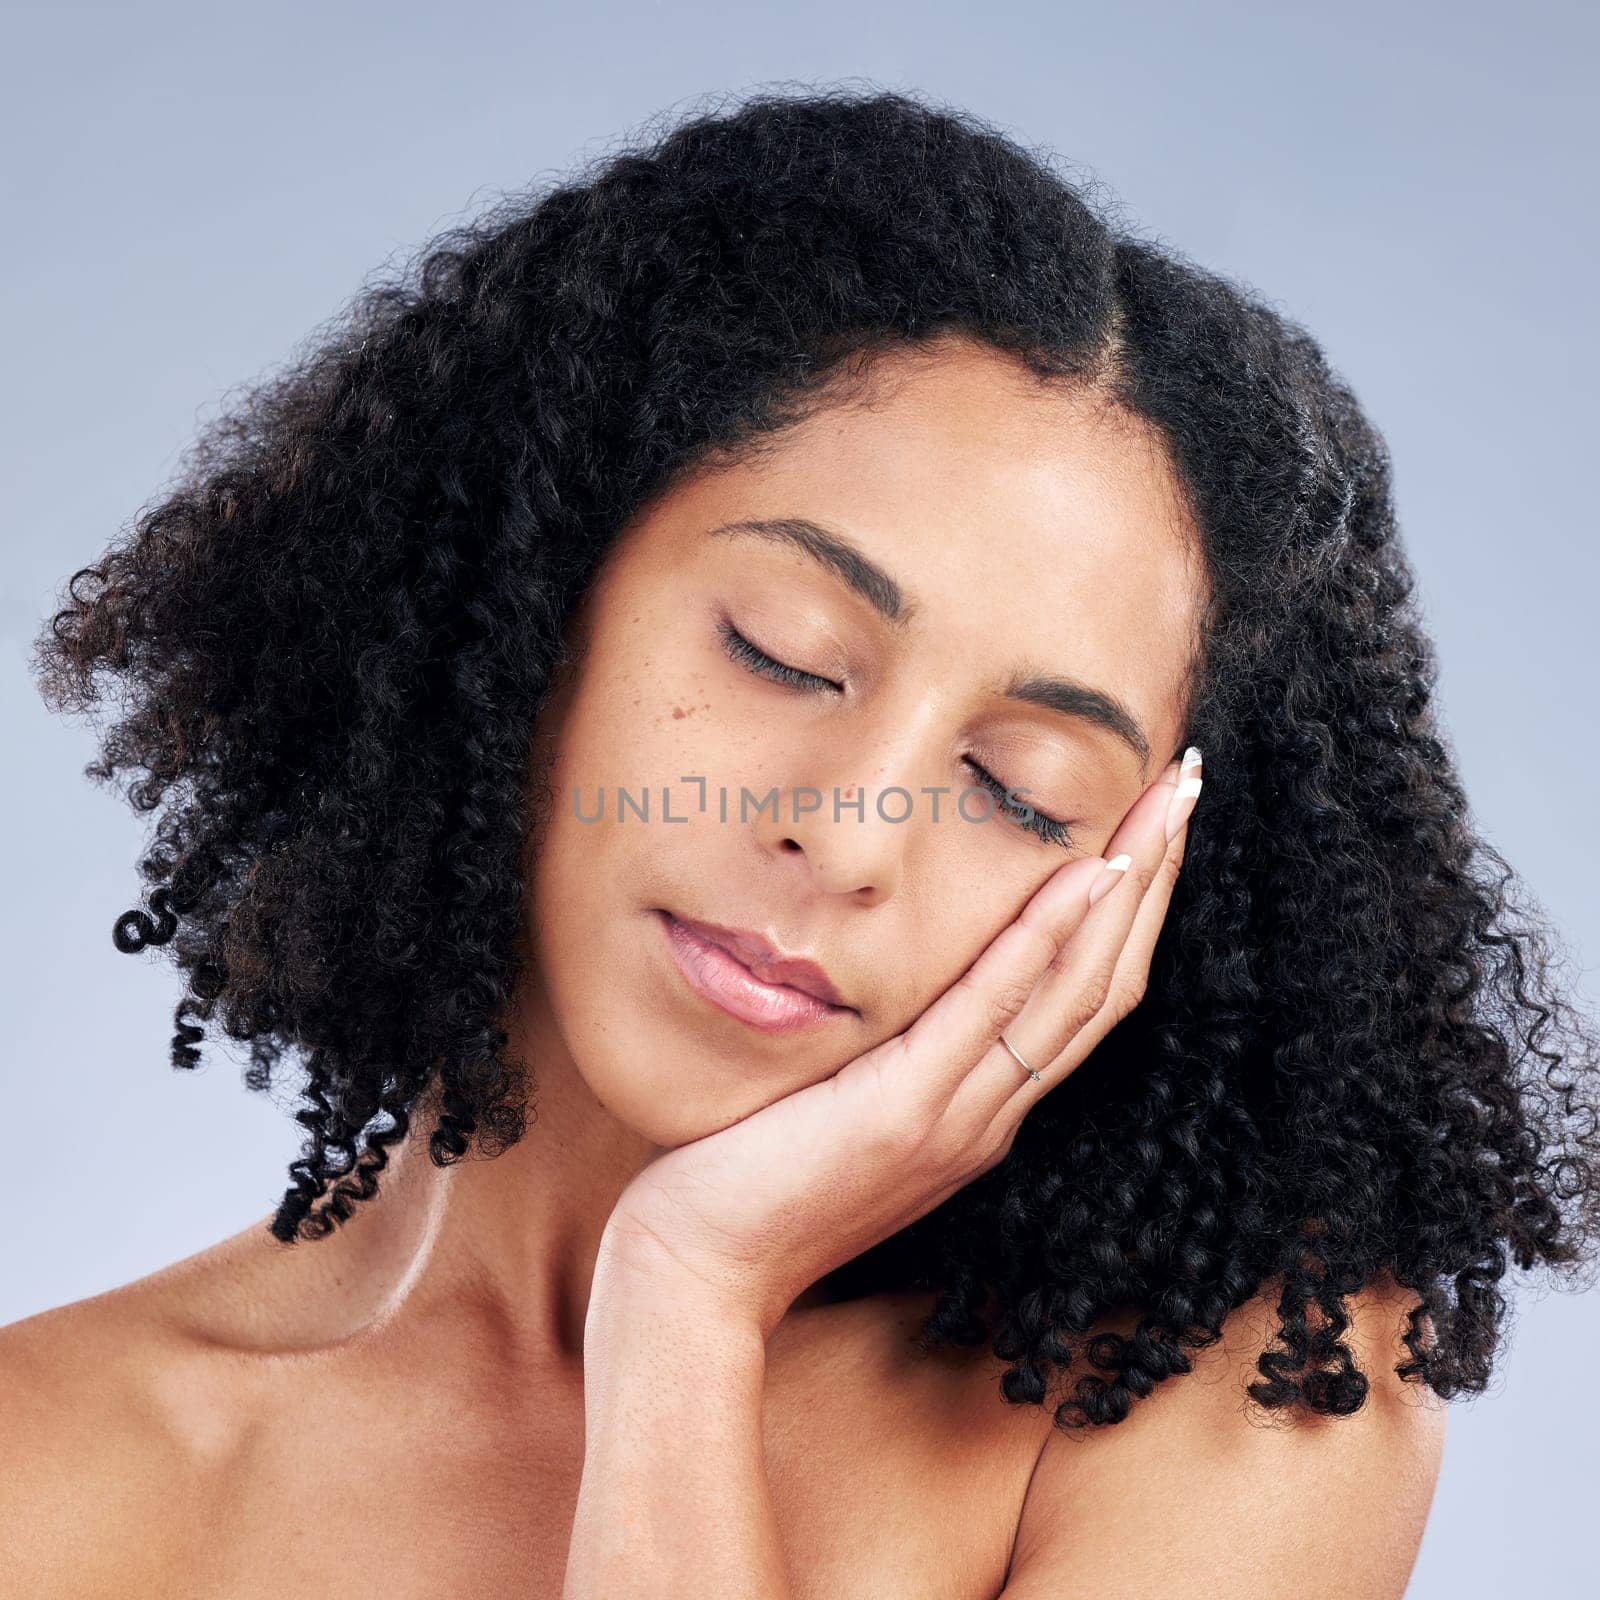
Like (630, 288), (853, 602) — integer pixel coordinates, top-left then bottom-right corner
(832, 852), (1002, 1036)
(571, 624), (737, 783)
(518, 652), (749, 1074)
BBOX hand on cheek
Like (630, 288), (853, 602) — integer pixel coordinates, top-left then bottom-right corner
(594, 753), (1204, 1339)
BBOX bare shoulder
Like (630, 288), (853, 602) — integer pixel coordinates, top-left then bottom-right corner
(770, 1283), (1056, 1451)
(767, 1286), (1059, 1599)
(1001, 1274), (1449, 1599)
(0, 1229), (280, 1596)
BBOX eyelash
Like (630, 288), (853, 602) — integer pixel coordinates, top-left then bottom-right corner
(715, 619), (1077, 850)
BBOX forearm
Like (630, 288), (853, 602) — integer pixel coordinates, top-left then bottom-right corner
(562, 1269), (793, 1599)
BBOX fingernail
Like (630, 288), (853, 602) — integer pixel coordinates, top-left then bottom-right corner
(1164, 745), (1204, 843)
(1088, 852), (1132, 905)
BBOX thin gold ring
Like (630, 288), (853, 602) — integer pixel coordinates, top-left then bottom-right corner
(997, 1033), (1042, 1083)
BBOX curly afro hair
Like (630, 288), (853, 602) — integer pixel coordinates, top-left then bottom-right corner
(34, 85), (1600, 1429)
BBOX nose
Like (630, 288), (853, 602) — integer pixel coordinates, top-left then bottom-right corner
(754, 762), (912, 905)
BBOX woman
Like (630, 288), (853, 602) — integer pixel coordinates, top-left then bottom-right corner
(9, 86), (1598, 1597)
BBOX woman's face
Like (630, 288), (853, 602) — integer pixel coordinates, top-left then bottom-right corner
(526, 336), (1208, 1144)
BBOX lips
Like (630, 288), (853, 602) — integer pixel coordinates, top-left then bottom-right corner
(662, 912), (850, 1009)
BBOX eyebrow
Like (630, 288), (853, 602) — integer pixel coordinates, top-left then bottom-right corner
(705, 515), (1153, 774)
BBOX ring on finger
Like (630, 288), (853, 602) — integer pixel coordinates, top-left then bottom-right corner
(997, 1032), (1043, 1084)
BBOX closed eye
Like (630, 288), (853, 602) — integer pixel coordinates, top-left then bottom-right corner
(962, 761), (1076, 849)
(716, 617), (843, 693)
(715, 618), (1077, 850)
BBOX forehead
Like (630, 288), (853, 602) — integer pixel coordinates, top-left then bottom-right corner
(628, 339), (1208, 752)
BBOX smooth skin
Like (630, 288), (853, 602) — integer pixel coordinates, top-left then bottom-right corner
(570, 756), (1196, 1597)
(596, 766), (1196, 1342)
(0, 336), (1445, 1598)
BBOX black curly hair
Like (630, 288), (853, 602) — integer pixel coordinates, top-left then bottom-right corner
(33, 84), (1600, 1430)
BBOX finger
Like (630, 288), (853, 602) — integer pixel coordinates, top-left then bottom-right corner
(875, 848), (1119, 1111)
(1088, 752), (1202, 1040)
(976, 747), (1204, 1138)
(1035, 745), (1202, 1067)
(944, 756), (1181, 1127)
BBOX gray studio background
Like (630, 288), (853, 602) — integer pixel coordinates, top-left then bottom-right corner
(2, 3), (1595, 1592)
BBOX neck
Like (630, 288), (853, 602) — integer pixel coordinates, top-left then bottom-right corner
(222, 962), (840, 1367)
(232, 967), (660, 1370)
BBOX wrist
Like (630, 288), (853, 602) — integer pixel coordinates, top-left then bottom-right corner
(584, 1246), (769, 1376)
(581, 1277), (769, 1437)
(588, 1209), (782, 1342)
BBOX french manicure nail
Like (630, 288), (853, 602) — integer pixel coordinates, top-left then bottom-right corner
(1088, 852), (1132, 905)
(1164, 746), (1204, 843)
